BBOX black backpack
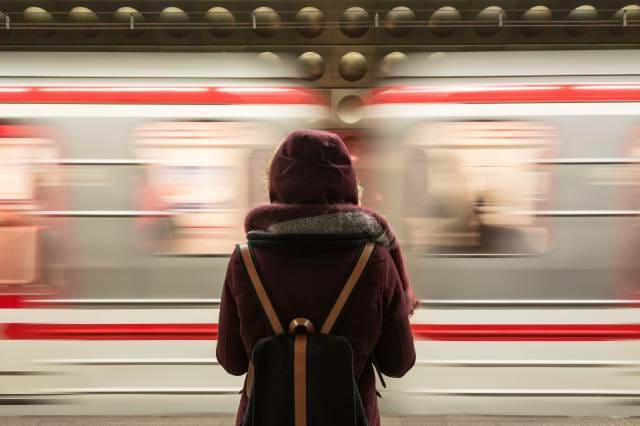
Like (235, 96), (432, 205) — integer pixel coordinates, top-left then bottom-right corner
(238, 241), (375, 426)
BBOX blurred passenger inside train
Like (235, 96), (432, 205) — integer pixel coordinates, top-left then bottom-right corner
(402, 123), (550, 255)
(216, 130), (417, 426)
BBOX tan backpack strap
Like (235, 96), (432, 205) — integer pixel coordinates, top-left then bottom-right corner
(239, 243), (284, 335)
(320, 242), (375, 334)
(293, 334), (308, 426)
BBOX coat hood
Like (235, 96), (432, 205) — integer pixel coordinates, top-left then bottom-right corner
(268, 130), (358, 205)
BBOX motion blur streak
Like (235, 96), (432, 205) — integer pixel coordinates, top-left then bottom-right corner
(5, 323), (640, 341)
(0, 86), (324, 105)
(371, 83), (640, 104)
(3, 323), (218, 340)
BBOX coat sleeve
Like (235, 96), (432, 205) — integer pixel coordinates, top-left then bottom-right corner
(372, 249), (416, 378)
(216, 249), (249, 376)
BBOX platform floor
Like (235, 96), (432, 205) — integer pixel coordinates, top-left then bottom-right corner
(1, 417), (640, 425)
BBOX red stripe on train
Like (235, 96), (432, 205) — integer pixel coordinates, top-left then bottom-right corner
(370, 84), (640, 105)
(0, 124), (49, 138)
(3, 323), (218, 340)
(412, 324), (640, 341)
(4, 323), (640, 341)
(0, 86), (325, 105)
(0, 296), (28, 309)
(0, 296), (56, 309)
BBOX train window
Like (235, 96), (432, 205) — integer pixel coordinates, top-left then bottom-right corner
(134, 121), (279, 255)
(0, 124), (63, 294)
(0, 127), (59, 208)
(403, 121), (554, 255)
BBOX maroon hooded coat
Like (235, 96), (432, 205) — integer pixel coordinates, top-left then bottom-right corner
(216, 130), (416, 426)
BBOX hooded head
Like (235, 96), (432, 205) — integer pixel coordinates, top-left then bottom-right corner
(268, 130), (358, 205)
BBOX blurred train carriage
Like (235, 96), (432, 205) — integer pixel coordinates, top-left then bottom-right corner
(0, 52), (329, 415)
(0, 52), (326, 301)
(359, 51), (640, 416)
(368, 50), (640, 301)
(6, 50), (640, 417)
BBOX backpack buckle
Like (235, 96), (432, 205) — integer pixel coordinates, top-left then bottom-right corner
(288, 317), (315, 334)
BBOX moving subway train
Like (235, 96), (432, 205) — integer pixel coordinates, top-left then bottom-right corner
(3, 50), (640, 417)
